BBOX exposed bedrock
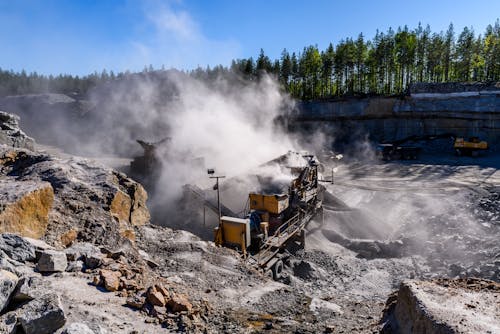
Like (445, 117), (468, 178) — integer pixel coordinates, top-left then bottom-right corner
(381, 278), (500, 334)
(0, 111), (150, 247)
(292, 83), (500, 147)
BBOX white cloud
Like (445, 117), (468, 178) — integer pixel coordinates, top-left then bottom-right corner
(122, 1), (241, 71)
(149, 6), (197, 40)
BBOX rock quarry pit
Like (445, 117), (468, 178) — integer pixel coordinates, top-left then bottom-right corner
(0, 81), (499, 334)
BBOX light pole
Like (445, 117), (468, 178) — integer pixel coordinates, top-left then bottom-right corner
(207, 169), (225, 223)
(331, 154), (343, 184)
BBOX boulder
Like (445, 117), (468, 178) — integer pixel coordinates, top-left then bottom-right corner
(0, 111), (35, 150)
(13, 276), (49, 302)
(65, 260), (84, 272)
(37, 250), (68, 272)
(167, 293), (192, 313)
(0, 269), (18, 312)
(155, 283), (170, 298)
(18, 293), (66, 334)
(126, 293), (145, 309)
(0, 180), (54, 239)
(381, 279), (500, 334)
(62, 322), (94, 334)
(0, 234), (36, 262)
(0, 141), (150, 251)
(119, 277), (139, 291)
(146, 286), (166, 307)
(99, 269), (121, 292)
(22, 237), (55, 261)
(64, 243), (103, 269)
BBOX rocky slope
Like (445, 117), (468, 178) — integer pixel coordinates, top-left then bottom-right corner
(0, 111), (322, 333)
(0, 112), (212, 333)
(1, 110), (499, 333)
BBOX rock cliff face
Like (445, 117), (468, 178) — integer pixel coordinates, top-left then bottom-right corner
(292, 82), (500, 147)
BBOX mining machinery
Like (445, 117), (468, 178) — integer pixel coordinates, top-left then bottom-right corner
(214, 153), (323, 279)
(453, 137), (488, 156)
(377, 133), (488, 160)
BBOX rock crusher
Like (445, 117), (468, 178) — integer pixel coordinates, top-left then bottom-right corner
(214, 154), (323, 279)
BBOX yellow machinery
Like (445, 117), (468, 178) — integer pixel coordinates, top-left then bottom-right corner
(214, 217), (251, 256)
(214, 153), (322, 279)
(454, 137), (488, 156)
(249, 193), (289, 214)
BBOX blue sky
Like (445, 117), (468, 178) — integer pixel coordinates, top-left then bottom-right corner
(1, 0), (499, 76)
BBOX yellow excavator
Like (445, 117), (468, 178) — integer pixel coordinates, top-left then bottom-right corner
(377, 134), (489, 160)
(454, 137), (488, 156)
(214, 153), (323, 279)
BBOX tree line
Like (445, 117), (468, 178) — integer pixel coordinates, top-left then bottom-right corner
(1, 20), (499, 100)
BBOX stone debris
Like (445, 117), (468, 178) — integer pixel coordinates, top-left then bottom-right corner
(99, 269), (121, 292)
(62, 322), (95, 334)
(12, 276), (49, 302)
(18, 293), (66, 334)
(0, 270), (18, 312)
(65, 260), (84, 272)
(146, 286), (166, 306)
(167, 293), (192, 313)
(22, 237), (55, 261)
(126, 293), (145, 309)
(36, 250), (68, 273)
(64, 242), (103, 268)
(0, 234), (36, 263)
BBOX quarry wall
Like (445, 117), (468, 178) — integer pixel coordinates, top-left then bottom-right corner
(293, 83), (500, 147)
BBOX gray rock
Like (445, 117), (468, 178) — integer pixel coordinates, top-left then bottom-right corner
(0, 251), (20, 276)
(22, 237), (55, 262)
(37, 250), (68, 273)
(0, 269), (18, 312)
(88, 325), (108, 334)
(0, 234), (36, 263)
(65, 260), (84, 272)
(13, 276), (49, 302)
(0, 111), (35, 150)
(18, 293), (66, 334)
(0, 311), (18, 334)
(62, 322), (95, 334)
(64, 243), (103, 269)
